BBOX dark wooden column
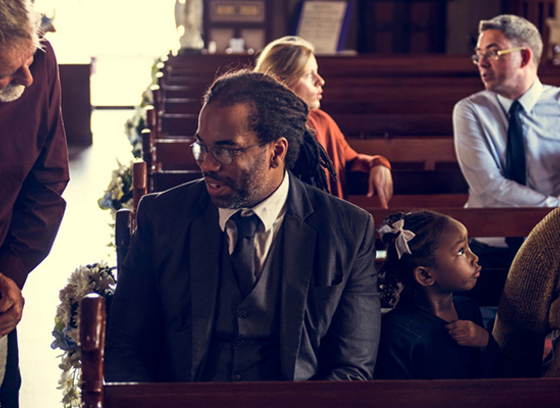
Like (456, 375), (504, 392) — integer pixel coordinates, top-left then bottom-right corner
(358, 0), (449, 53)
(59, 63), (92, 147)
(506, 0), (557, 62)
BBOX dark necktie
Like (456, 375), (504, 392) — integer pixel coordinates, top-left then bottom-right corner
(505, 100), (526, 250)
(505, 100), (526, 185)
(230, 212), (260, 297)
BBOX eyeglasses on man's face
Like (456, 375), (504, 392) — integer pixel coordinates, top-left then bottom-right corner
(471, 47), (526, 65)
(190, 141), (267, 165)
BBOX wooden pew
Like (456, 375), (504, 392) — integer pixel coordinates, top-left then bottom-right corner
(366, 207), (554, 238)
(140, 129), (467, 197)
(80, 294), (560, 408)
(144, 54), (557, 196)
(349, 194), (467, 209)
(146, 136), (460, 172)
(348, 137), (457, 170)
(151, 53), (560, 141)
(345, 136), (467, 196)
(152, 138), (197, 171)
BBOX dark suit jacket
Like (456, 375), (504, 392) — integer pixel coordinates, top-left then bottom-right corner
(105, 174), (380, 382)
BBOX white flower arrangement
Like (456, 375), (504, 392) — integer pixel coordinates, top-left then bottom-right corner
(124, 106), (146, 159)
(97, 160), (134, 219)
(51, 262), (116, 408)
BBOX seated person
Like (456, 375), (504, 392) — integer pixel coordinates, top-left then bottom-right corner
(374, 211), (501, 379)
(453, 15), (560, 269)
(254, 36), (393, 207)
(493, 207), (560, 377)
(104, 70), (381, 382)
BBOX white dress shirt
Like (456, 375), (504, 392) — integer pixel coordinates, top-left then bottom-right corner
(219, 172), (290, 277)
(453, 79), (560, 246)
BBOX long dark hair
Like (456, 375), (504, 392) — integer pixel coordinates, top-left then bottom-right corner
(203, 69), (335, 192)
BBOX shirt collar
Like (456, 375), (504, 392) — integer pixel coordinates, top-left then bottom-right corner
(497, 77), (543, 114)
(218, 172), (290, 232)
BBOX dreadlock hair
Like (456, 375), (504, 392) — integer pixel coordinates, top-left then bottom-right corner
(203, 69), (336, 192)
(378, 210), (452, 308)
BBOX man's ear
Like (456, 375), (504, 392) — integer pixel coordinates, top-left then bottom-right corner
(413, 266), (435, 287)
(520, 47), (533, 68)
(270, 137), (288, 169)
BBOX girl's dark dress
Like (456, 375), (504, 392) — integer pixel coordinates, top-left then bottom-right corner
(374, 296), (501, 379)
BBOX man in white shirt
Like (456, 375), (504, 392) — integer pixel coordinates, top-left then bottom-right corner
(453, 14), (560, 267)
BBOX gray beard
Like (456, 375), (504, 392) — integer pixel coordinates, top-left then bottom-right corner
(0, 84), (25, 102)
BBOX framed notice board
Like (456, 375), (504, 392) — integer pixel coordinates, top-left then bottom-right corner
(204, 0), (274, 53)
(294, 1), (354, 54)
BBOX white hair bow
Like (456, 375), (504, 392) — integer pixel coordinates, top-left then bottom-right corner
(378, 219), (416, 259)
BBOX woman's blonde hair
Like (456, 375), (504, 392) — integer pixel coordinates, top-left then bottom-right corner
(254, 36), (315, 87)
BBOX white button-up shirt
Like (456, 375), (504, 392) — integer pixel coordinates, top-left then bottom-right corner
(453, 78), (560, 246)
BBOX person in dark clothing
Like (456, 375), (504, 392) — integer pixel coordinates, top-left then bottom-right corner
(374, 210), (501, 379)
(105, 70), (380, 383)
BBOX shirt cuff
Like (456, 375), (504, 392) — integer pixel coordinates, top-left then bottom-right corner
(370, 156), (391, 171)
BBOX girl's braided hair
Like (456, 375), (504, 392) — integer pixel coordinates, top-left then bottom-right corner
(378, 210), (450, 307)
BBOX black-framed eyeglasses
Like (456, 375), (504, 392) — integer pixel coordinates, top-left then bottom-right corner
(471, 47), (526, 65)
(190, 141), (267, 165)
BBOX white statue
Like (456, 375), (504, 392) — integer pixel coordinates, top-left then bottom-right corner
(175, 0), (204, 51)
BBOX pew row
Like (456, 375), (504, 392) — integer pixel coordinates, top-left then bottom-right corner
(139, 131), (468, 197)
(152, 53), (560, 141)
(144, 135), (459, 171)
(163, 53), (560, 84)
(365, 207), (554, 239)
(80, 294), (560, 408)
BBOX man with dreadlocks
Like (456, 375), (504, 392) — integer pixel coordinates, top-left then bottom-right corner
(105, 70), (380, 383)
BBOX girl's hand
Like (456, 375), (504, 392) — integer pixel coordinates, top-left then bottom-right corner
(445, 320), (489, 348)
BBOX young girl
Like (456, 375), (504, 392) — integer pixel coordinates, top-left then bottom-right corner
(374, 211), (501, 379)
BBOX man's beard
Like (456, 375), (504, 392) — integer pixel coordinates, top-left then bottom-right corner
(204, 152), (269, 209)
(205, 171), (262, 209)
(0, 84), (25, 102)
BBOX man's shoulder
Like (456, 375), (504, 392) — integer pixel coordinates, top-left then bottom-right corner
(33, 39), (57, 71)
(140, 178), (206, 210)
(455, 89), (496, 110)
(540, 83), (560, 99)
(291, 175), (371, 220)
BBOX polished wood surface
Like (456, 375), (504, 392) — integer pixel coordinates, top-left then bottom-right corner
(80, 294), (560, 408)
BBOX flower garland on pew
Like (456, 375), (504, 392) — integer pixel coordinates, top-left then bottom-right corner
(124, 92), (152, 159)
(101, 57), (164, 217)
(97, 160), (134, 221)
(123, 57), (161, 158)
(50, 56), (163, 408)
(51, 262), (116, 408)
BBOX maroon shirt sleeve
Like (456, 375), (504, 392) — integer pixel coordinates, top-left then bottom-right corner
(0, 40), (70, 288)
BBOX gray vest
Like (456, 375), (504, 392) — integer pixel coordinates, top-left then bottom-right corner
(200, 226), (285, 381)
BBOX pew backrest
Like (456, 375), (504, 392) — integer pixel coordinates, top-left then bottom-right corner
(80, 294), (560, 408)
